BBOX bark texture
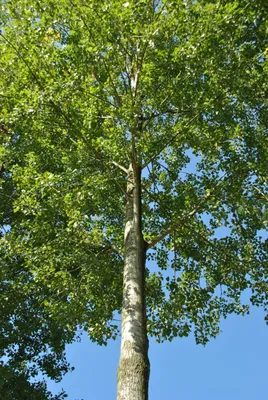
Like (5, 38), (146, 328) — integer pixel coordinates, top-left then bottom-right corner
(117, 163), (150, 400)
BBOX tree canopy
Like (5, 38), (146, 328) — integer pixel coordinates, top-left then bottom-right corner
(0, 0), (267, 396)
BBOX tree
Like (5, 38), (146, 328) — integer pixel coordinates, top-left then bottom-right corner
(0, 0), (267, 399)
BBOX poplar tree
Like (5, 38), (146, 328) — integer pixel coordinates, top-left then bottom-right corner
(0, 1), (267, 399)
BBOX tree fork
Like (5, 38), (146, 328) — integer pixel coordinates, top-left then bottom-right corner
(117, 162), (150, 400)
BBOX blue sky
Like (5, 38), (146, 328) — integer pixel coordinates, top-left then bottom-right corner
(47, 305), (268, 400)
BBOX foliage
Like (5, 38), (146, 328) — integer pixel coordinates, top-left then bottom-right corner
(0, 228), (73, 397)
(0, 0), (267, 394)
(0, 363), (67, 400)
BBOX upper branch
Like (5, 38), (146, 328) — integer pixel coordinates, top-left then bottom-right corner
(146, 204), (202, 249)
(111, 161), (128, 174)
(146, 172), (228, 249)
(142, 113), (199, 169)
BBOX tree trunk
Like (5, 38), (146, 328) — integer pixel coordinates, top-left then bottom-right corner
(117, 162), (150, 400)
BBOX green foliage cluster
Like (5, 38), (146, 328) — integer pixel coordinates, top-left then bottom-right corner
(0, 363), (67, 400)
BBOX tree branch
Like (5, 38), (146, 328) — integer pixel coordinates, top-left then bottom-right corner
(253, 186), (268, 201)
(142, 113), (199, 169)
(146, 205), (202, 249)
(146, 172), (228, 249)
(111, 161), (128, 174)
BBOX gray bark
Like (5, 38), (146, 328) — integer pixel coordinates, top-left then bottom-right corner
(117, 162), (150, 400)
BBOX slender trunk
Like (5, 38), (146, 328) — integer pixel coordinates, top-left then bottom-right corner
(117, 162), (150, 400)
